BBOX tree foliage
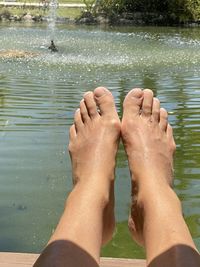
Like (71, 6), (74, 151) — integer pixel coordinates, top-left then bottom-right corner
(186, 0), (200, 20)
(96, 0), (200, 22)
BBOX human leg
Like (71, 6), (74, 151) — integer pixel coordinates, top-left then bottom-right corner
(121, 88), (200, 266)
(34, 87), (120, 267)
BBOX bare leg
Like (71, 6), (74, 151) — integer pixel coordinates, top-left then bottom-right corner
(34, 87), (120, 266)
(121, 88), (200, 266)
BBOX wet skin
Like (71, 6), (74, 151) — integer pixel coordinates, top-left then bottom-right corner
(68, 87), (121, 245)
(121, 88), (199, 266)
(34, 87), (200, 267)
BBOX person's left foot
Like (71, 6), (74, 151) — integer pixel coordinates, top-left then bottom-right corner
(68, 87), (120, 244)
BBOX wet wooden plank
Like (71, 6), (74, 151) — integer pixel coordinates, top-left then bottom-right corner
(0, 253), (146, 267)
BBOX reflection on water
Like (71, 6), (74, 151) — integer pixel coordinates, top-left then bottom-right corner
(0, 24), (200, 257)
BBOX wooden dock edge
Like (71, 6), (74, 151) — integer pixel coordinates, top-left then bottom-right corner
(0, 252), (146, 267)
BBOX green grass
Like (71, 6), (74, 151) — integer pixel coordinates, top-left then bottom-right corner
(15, 0), (85, 3)
(0, 0), (96, 19)
(0, 6), (82, 19)
(57, 7), (82, 18)
(0, 6), (46, 16)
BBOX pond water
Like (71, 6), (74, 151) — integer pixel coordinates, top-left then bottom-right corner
(0, 23), (200, 258)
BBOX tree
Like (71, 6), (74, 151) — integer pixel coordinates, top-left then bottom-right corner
(95, 0), (200, 22)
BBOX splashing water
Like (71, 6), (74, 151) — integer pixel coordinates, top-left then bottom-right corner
(48, 0), (58, 41)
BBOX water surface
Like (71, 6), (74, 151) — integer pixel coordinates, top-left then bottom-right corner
(0, 24), (200, 258)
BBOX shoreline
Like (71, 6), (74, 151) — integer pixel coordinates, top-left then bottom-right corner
(0, 1), (200, 28)
(1, 2), (200, 26)
(1, 14), (200, 27)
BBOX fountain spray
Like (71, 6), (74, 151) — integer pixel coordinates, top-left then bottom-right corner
(48, 0), (58, 52)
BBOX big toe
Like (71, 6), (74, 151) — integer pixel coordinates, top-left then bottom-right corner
(94, 87), (117, 117)
(123, 88), (143, 117)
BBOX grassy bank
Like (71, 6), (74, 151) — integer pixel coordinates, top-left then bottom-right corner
(57, 6), (81, 18)
(2, 0), (199, 25)
(15, 0), (85, 3)
(0, 0), (92, 20)
(0, 3), (83, 19)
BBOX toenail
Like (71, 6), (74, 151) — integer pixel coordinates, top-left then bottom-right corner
(129, 88), (143, 98)
(143, 89), (154, 96)
(83, 91), (92, 97)
(94, 87), (107, 97)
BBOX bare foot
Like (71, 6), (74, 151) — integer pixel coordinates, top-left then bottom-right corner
(121, 88), (176, 245)
(68, 87), (120, 244)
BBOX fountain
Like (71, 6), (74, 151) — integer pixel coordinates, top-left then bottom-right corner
(48, 0), (59, 52)
(0, 0), (59, 58)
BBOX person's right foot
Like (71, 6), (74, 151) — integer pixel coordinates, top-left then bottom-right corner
(121, 88), (176, 245)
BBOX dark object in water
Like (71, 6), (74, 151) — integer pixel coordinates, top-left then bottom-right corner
(17, 204), (27, 211)
(48, 40), (58, 52)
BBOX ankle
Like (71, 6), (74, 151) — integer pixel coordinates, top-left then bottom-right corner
(67, 180), (111, 209)
(137, 186), (182, 217)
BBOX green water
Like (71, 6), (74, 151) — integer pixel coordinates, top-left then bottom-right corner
(0, 24), (200, 258)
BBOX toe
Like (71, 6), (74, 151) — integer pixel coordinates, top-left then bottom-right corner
(152, 97), (160, 122)
(74, 108), (84, 132)
(84, 91), (98, 119)
(123, 88), (143, 117)
(94, 87), (117, 116)
(167, 124), (176, 152)
(69, 124), (76, 140)
(167, 123), (173, 138)
(141, 89), (154, 118)
(159, 108), (168, 131)
(80, 99), (89, 122)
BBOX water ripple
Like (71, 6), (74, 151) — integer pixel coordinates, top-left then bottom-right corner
(0, 24), (200, 254)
